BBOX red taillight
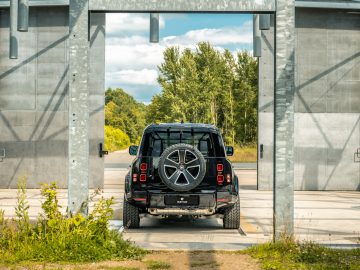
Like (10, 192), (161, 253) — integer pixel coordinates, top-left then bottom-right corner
(217, 164), (223, 172)
(226, 174), (231, 183)
(140, 174), (147, 182)
(140, 163), (148, 171)
(132, 174), (137, 182)
(217, 175), (224, 185)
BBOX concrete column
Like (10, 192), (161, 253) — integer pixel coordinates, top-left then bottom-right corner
(9, 0), (18, 59)
(18, 0), (29, 32)
(273, 0), (295, 240)
(253, 14), (261, 57)
(260, 14), (271, 30)
(68, 0), (90, 214)
(150, 13), (159, 43)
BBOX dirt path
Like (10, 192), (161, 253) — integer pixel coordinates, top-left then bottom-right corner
(0, 251), (260, 270)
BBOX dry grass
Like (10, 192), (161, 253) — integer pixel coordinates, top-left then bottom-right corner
(228, 146), (257, 163)
(0, 251), (260, 270)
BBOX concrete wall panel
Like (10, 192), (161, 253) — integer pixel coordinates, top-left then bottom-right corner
(258, 14), (274, 191)
(259, 8), (360, 191)
(0, 6), (105, 189)
(89, 13), (105, 189)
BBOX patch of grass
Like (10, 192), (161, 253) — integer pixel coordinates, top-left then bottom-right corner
(189, 261), (220, 268)
(0, 181), (146, 264)
(145, 260), (171, 270)
(101, 266), (140, 270)
(245, 239), (360, 270)
(228, 145), (257, 163)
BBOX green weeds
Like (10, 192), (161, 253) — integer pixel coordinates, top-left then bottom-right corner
(245, 238), (360, 270)
(145, 260), (172, 270)
(0, 180), (145, 264)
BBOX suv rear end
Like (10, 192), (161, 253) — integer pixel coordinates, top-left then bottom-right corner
(123, 123), (240, 229)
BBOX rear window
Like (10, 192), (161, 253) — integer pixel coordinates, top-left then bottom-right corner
(141, 131), (225, 157)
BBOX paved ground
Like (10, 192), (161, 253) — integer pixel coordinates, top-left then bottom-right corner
(0, 150), (359, 250)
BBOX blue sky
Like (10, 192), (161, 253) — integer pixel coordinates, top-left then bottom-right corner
(105, 14), (253, 103)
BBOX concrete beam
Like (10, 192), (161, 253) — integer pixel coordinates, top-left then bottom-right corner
(273, 0), (295, 239)
(68, 0), (90, 214)
(295, 0), (360, 9)
(1, 0), (359, 10)
(89, 0), (276, 12)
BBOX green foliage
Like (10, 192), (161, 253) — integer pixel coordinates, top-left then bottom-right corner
(147, 42), (258, 145)
(145, 260), (171, 270)
(104, 43), (258, 150)
(105, 125), (131, 152)
(0, 181), (145, 264)
(228, 145), (257, 163)
(105, 88), (146, 144)
(15, 177), (31, 236)
(245, 240), (360, 270)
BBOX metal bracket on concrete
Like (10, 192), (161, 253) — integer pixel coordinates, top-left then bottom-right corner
(0, 149), (5, 162)
(355, 148), (360, 163)
(99, 143), (108, 158)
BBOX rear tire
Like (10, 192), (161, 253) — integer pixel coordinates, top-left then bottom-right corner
(223, 198), (240, 229)
(123, 197), (140, 229)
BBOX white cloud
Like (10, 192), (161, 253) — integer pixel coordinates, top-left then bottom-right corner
(105, 14), (253, 101)
(163, 27), (253, 46)
(106, 14), (165, 36)
(106, 43), (165, 70)
(106, 69), (158, 86)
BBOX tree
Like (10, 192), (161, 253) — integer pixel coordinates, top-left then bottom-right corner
(146, 42), (258, 146)
(105, 88), (146, 143)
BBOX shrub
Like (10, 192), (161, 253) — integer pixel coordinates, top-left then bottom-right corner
(105, 125), (131, 152)
(0, 181), (145, 263)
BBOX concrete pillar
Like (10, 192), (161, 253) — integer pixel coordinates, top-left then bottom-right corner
(260, 14), (271, 30)
(68, 0), (90, 214)
(273, 0), (295, 240)
(150, 13), (159, 43)
(18, 0), (29, 32)
(253, 14), (261, 57)
(9, 0), (18, 59)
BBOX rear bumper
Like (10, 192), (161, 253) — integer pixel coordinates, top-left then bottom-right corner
(126, 190), (238, 214)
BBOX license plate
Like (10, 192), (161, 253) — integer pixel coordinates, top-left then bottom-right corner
(164, 195), (199, 206)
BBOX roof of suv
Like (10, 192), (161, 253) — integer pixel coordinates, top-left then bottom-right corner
(144, 123), (220, 133)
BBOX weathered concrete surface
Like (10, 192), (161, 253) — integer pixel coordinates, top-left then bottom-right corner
(0, 7), (105, 189)
(274, 0), (295, 239)
(1, 167), (359, 250)
(89, 0), (276, 12)
(258, 14), (274, 190)
(68, 0), (90, 213)
(258, 8), (360, 191)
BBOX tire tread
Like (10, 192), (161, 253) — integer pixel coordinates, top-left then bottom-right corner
(123, 196), (140, 229)
(223, 198), (240, 229)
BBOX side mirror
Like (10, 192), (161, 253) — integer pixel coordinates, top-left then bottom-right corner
(129, 145), (138, 156)
(226, 146), (234, 156)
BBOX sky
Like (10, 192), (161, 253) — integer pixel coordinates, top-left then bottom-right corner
(105, 13), (253, 103)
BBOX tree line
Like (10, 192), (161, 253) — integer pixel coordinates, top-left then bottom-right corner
(105, 42), (258, 150)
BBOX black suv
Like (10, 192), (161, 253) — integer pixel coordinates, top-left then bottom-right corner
(123, 123), (240, 229)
